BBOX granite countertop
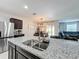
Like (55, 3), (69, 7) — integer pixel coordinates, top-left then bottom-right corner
(8, 36), (79, 59)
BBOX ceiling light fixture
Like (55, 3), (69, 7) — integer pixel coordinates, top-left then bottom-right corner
(24, 5), (28, 9)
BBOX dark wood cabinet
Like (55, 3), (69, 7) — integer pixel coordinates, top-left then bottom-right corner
(16, 51), (28, 59)
(10, 18), (23, 29)
(16, 46), (40, 59)
(8, 42), (16, 59)
(8, 42), (41, 59)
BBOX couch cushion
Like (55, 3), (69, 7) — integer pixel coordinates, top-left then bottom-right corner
(59, 31), (79, 39)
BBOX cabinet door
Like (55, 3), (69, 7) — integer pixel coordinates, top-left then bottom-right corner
(16, 51), (29, 59)
(8, 45), (15, 59)
(8, 42), (16, 59)
(8, 45), (12, 59)
(16, 46), (41, 59)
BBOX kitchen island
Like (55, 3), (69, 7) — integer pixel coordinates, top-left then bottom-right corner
(8, 37), (79, 59)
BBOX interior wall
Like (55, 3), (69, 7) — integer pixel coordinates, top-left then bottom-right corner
(23, 19), (37, 39)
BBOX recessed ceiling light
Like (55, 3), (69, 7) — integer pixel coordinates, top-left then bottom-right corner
(24, 5), (28, 9)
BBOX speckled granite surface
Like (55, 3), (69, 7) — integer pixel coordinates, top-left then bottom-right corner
(8, 37), (79, 59)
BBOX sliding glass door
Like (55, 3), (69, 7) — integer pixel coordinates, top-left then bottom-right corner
(46, 24), (55, 37)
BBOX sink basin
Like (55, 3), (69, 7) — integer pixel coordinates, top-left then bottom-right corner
(23, 40), (39, 46)
(23, 40), (49, 51)
(33, 42), (49, 51)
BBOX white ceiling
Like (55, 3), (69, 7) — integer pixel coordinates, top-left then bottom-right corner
(0, 0), (79, 20)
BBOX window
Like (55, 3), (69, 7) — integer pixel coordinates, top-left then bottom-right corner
(46, 25), (55, 36)
(67, 23), (77, 31)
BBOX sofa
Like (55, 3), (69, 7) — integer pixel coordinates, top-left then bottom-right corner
(59, 31), (79, 41)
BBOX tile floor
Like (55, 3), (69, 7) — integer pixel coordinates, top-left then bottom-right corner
(0, 51), (8, 59)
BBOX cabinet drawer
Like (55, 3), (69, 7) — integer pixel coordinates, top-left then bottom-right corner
(16, 46), (41, 59)
(8, 44), (16, 59)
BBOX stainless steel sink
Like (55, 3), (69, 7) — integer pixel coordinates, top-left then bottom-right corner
(32, 42), (49, 51)
(23, 40), (49, 51)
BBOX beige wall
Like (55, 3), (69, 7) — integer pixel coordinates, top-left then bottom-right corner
(23, 19), (37, 39)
